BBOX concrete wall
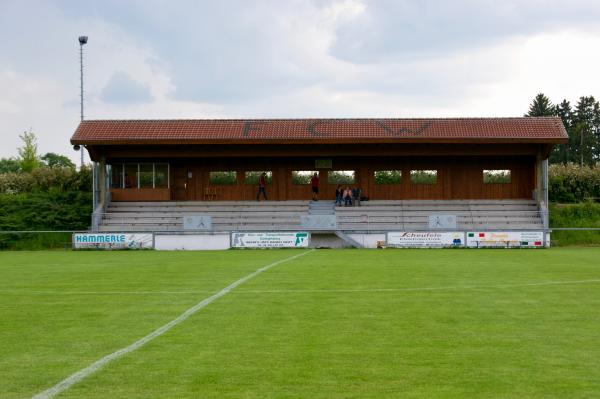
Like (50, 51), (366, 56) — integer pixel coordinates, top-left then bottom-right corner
(155, 234), (230, 250)
(348, 233), (386, 248)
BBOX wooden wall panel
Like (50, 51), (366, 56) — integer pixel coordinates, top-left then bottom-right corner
(110, 156), (537, 201)
(111, 188), (170, 201)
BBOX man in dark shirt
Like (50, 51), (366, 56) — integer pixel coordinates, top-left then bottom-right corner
(256, 172), (268, 201)
(310, 172), (319, 201)
(352, 186), (361, 206)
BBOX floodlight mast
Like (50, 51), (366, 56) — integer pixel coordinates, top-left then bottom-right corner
(78, 36), (87, 168)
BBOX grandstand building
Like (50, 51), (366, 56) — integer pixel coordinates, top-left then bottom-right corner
(71, 117), (567, 247)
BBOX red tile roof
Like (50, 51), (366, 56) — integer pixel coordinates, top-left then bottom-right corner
(71, 117), (568, 145)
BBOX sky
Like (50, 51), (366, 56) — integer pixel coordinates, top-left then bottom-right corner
(1, 0), (600, 162)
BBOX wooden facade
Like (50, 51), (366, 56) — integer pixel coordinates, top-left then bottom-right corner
(103, 151), (537, 201)
(71, 118), (568, 204)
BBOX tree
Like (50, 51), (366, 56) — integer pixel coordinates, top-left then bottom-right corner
(41, 152), (75, 169)
(550, 100), (574, 164)
(0, 158), (21, 173)
(526, 93), (555, 117)
(17, 129), (41, 172)
(573, 96), (599, 166)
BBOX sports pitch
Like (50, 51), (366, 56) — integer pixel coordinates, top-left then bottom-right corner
(1, 249), (600, 398)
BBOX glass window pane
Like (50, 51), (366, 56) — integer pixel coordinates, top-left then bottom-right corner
(124, 164), (138, 189)
(209, 171), (237, 185)
(110, 164), (123, 188)
(245, 171), (272, 185)
(292, 171), (318, 185)
(155, 164), (169, 188)
(410, 170), (437, 184)
(374, 170), (402, 184)
(328, 170), (355, 184)
(139, 164), (153, 188)
(483, 169), (511, 184)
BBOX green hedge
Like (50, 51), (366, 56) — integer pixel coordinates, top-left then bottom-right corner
(550, 202), (600, 246)
(549, 164), (600, 203)
(0, 191), (92, 250)
(0, 166), (92, 250)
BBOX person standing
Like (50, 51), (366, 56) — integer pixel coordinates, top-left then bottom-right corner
(310, 172), (319, 201)
(352, 186), (362, 207)
(335, 185), (343, 206)
(256, 172), (268, 201)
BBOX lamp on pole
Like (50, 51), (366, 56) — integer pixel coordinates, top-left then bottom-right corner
(78, 35), (88, 168)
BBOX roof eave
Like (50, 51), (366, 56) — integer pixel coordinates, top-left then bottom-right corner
(71, 137), (569, 146)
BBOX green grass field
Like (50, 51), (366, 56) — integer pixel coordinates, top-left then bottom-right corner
(1, 249), (600, 398)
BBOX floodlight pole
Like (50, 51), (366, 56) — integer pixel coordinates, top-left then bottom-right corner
(78, 36), (87, 168)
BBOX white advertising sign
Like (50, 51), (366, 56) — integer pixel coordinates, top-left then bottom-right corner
(231, 232), (310, 248)
(73, 233), (153, 249)
(387, 232), (464, 247)
(466, 231), (544, 248)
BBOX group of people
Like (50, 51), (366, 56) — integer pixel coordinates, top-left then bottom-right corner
(335, 185), (362, 207)
(256, 172), (363, 205)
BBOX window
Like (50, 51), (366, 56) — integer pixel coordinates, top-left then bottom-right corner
(209, 171), (237, 185)
(328, 170), (356, 185)
(483, 169), (511, 184)
(109, 163), (170, 188)
(374, 170), (402, 184)
(410, 170), (437, 184)
(154, 164), (169, 188)
(292, 170), (318, 185)
(110, 164), (123, 189)
(124, 164), (138, 188)
(245, 171), (272, 185)
(139, 164), (154, 188)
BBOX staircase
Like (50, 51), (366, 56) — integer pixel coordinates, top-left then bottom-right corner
(308, 200), (335, 215)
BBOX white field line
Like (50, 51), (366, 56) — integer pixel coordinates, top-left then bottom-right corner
(32, 249), (314, 399)
(231, 279), (600, 294)
(0, 290), (213, 295)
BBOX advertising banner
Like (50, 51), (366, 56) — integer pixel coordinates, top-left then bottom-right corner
(73, 233), (153, 249)
(466, 231), (544, 248)
(387, 232), (464, 247)
(231, 232), (310, 248)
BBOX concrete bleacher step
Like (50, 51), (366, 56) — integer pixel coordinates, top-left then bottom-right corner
(98, 199), (543, 233)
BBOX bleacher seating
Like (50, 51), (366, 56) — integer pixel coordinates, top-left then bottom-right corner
(97, 199), (543, 232)
(98, 201), (309, 232)
(336, 199), (543, 231)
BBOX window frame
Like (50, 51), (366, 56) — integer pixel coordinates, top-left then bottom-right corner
(410, 169), (438, 185)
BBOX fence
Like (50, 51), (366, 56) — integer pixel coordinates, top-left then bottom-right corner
(1, 227), (600, 250)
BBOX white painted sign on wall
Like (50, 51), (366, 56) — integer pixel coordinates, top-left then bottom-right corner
(73, 233), (153, 249)
(387, 232), (464, 247)
(231, 232), (310, 248)
(466, 231), (544, 247)
(183, 215), (212, 230)
(428, 214), (457, 229)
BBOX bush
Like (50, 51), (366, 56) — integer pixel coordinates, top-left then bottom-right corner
(0, 166), (92, 249)
(550, 202), (600, 246)
(374, 170), (402, 185)
(0, 166), (91, 194)
(549, 163), (600, 203)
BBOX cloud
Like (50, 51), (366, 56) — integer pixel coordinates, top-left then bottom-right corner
(1, 0), (600, 163)
(330, 0), (600, 63)
(100, 71), (153, 104)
